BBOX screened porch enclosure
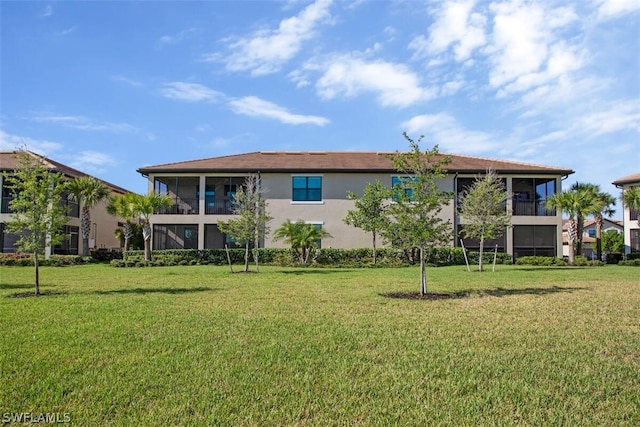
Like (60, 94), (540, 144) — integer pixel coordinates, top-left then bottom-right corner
(512, 178), (557, 216)
(153, 176), (247, 215)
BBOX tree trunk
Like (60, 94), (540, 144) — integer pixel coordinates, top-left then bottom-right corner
(142, 222), (152, 261)
(34, 252), (40, 295)
(478, 237), (485, 272)
(420, 247), (427, 296)
(80, 207), (91, 256)
(372, 233), (377, 265)
(595, 215), (603, 261)
(244, 242), (250, 272)
(123, 222), (133, 251)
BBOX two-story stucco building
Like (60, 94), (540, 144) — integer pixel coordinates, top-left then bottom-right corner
(137, 151), (573, 260)
(613, 173), (640, 255)
(1, 150), (130, 255)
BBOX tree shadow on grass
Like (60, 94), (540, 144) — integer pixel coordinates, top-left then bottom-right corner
(381, 286), (589, 300)
(9, 290), (68, 298)
(280, 269), (357, 275)
(0, 283), (40, 290)
(92, 286), (218, 295)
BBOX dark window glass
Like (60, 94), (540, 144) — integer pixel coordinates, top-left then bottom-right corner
(292, 176), (322, 201)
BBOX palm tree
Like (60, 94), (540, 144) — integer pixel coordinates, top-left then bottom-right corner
(66, 176), (110, 256)
(587, 187), (616, 261)
(130, 193), (172, 261)
(546, 190), (594, 265)
(569, 182), (599, 256)
(273, 219), (332, 263)
(106, 193), (139, 251)
(621, 186), (640, 227)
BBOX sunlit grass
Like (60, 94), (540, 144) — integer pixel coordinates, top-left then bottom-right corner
(1, 264), (638, 425)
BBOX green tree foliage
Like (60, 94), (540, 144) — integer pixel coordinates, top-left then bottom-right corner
(273, 220), (332, 264)
(217, 175), (272, 272)
(621, 186), (640, 227)
(584, 185), (616, 261)
(601, 230), (624, 254)
(67, 176), (110, 256)
(344, 180), (390, 264)
(546, 189), (594, 265)
(2, 151), (69, 294)
(569, 182), (600, 256)
(106, 193), (140, 251)
(383, 133), (452, 295)
(458, 169), (511, 272)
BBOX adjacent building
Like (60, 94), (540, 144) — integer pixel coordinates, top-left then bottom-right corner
(1, 150), (130, 255)
(138, 151), (573, 260)
(613, 173), (640, 255)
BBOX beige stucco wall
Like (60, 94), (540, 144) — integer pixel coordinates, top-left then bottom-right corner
(145, 171), (566, 257)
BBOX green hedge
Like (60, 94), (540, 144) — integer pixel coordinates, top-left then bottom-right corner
(112, 247), (512, 268)
(0, 253), (95, 267)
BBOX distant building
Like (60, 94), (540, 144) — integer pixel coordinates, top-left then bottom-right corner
(1, 150), (130, 255)
(138, 151), (574, 260)
(613, 173), (640, 255)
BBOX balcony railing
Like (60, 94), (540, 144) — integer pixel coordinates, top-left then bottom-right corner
(512, 199), (556, 216)
(153, 198), (238, 215)
(1, 197), (13, 213)
(205, 199), (234, 215)
(156, 198), (199, 215)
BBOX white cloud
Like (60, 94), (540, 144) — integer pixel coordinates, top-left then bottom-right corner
(410, 0), (486, 62)
(157, 28), (199, 48)
(228, 96), (329, 126)
(0, 130), (63, 154)
(39, 5), (53, 18)
(160, 82), (225, 103)
(574, 100), (640, 137)
(70, 151), (116, 170)
(111, 75), (143, 87)
(401, 113), (502, 154)
(210, 0), (333, 76)
(313, 55), (435, 108)
(30, 114), (137, 133)
(486, 1), (579, 94)
(593, 0), (640, 20)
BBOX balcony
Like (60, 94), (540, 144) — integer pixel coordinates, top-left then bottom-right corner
(512, 199), (555, 216)
(1, 197), (13, 213)
(156, 197), (199, 215)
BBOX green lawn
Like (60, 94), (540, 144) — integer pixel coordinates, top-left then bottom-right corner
(1, 264), (638, 426)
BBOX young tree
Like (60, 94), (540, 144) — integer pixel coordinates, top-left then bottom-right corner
(106, 193), (139, 251)
(383, 133), (452, 295)
(273, 220), (332, 264)
(3, 151), (69, 294)
(344, 180), (390, 264)
(217, 175), (272, 272)
(621, 186), (640, 227)
(67, 176), (110, 256)
(458, 169), (511, 272)
(130, 193), (172, 261)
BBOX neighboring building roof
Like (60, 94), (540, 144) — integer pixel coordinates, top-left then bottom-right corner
(138, 151), (574, 175)
(0, 150), (130, 194)
(612, 173), (640, 187)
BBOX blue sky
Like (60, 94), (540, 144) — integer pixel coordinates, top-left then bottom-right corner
(1, 0), (639, 205)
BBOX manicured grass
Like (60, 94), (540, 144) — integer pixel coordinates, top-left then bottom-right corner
(1, 264), (638, 425)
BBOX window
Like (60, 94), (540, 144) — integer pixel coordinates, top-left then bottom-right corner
(153, 224), (198, 249)
(54, 225), (79, 255)
(513, 225), (557, 259)
(631, 230), (640, 253)
(457, 225), (506, 252)
(292, 176), (322, 202)
(587, 229), (597, 238)
(391, 176), (416, 200)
